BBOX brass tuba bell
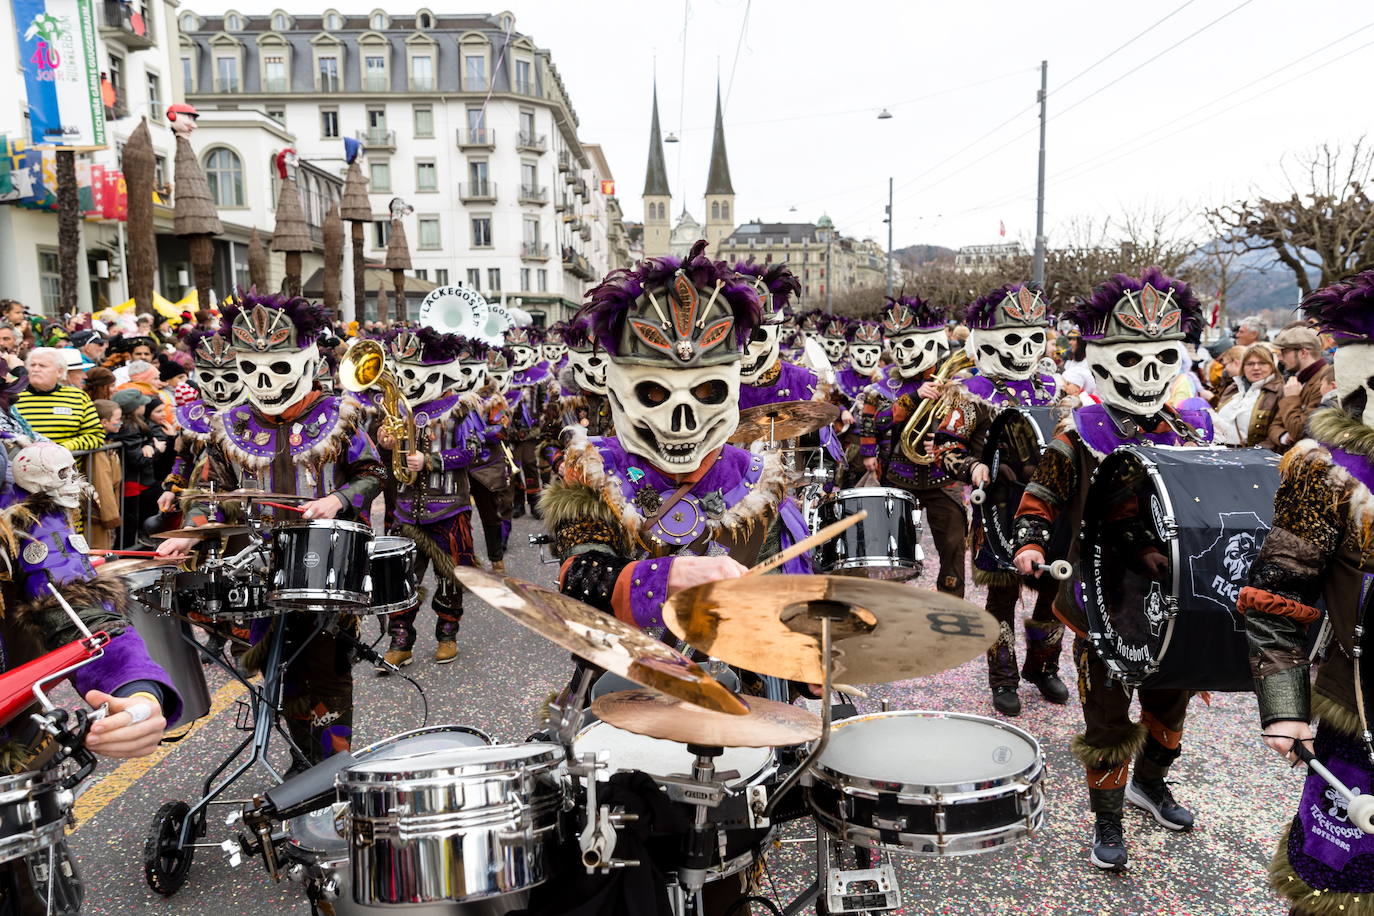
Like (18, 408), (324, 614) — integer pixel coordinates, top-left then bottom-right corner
(340, 339), (419, 485)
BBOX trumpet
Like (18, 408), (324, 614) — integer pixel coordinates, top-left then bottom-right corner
(898, 350), (975, 465)
(340, 339), (419, 486)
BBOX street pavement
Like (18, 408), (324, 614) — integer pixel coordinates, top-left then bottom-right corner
(66, 514), (1297, 915)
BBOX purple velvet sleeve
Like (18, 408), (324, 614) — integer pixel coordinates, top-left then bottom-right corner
(436, 414), (485, 471)
(627, 558), (674, 629)
(776, 499), (813, 575)
(75, 628), (185, 727)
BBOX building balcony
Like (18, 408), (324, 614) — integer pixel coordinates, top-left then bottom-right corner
(213, 78), (241, 93)
(362, 75), (390, 93)
(516, 132), (546, 153)
(459, 181), (497, 203)
(457, 128), (495, 150)
(562, 248), (594, 281)
(518, 185), (547, 205)
(263, 77), (289, 93)
(317, 75), (342, 92)
(410, 76), (435, 91)
(563, 170), (577, 186)
(465, 78), (488, 93)
(521, 242), (549, 261)
(557, 150), (571, 173)
(554, 197), (568, 213)
(564, 216), (584, 232)
(514, 79), (535, 96)
(579, 224), (592, 242)
(357, 128), (395, 149)
(100, 0), (155, 48)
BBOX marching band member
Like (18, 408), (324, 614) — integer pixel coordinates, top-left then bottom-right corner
(470, 349), (515, 573)
(540, 322), (570, 376)
(938, 282), (1067, 716)
(734, 262), (822, 409)
(1242, 270), (1374, 916)
(538, 319), (613, 476)
(833, 319), (880, 401)
(157, 330), (243, 511)
(504, 327), (556, 520)
(155, 292), (384, 764)
(859, 296), (968, 596)
(1011, 268), (1210, 870)
(379, 329), (491, 669)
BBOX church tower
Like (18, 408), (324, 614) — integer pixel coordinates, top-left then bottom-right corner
(703, 81), (735, 252)
(642, 83), (672, 258)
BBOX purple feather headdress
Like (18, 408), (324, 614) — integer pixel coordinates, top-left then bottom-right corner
(384, 327), (466, 366)
(456, 336), (490, 362)
(882, 295), (946, 335)
(1069, 266), (1201, 344)
(219, 289), (328, 352)
(563, 319), (595, 352)
(1300, 269), (1374, 343)
(963, 282), (1052, 330)
(734, 260), (801, 325)
(544, 321), (569, 344)
(578, 239), (761, 367)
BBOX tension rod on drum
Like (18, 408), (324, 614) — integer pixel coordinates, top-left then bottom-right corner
(763, 607), (838, 819)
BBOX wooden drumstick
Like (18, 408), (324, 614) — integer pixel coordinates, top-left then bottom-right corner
(743, 510), (868, 578)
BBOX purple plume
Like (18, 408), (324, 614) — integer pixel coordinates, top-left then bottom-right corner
(1301, 269), (1374, 342)
(218, 288), (329, 349)
(963, 281), (1053, 329)
(1069, 266), (1201, 340)
(733, 260), (802, 311)
(563, 319), (594, 350)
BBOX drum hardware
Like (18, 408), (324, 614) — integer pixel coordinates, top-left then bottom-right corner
(528, 531), (559, 564)
(898, 350), (975, 464)
(572, 752), (641, 872)
(1289, 740), (1374, 835)
(365, 536), (419, 616)
(1032, 559), (1073, 581)
(729, 400), (841, 446)
(818, 832), (903, 914)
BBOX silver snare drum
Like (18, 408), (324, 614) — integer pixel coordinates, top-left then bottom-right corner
(339, 742), (565, 907)
(0, 770), (70, 866)
(806, 711), (1045, 856)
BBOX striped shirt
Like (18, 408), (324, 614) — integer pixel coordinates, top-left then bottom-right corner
(13, 384), (105, 451)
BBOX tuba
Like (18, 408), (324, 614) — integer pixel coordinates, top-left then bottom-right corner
(340, 339), (419, 486)
(898, 350), (975, 465)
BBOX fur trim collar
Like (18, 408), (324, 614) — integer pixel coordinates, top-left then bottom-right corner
(1282, 438), (1374, 552)
(1310, 406), (1374, 458)
(212, 397), (363, 472)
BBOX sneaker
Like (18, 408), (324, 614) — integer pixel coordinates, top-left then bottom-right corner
(434, 640), (459, 664)
(992, 686), (1022, 717)
(1027, 673), (1070, 705)
(1126, 778), (1194, 831)
(1090, 813), (1128, 871)
(377, 648), (413, 673)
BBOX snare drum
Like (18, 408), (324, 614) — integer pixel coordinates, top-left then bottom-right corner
(339, 742), (565, 907)
(815, 487), (924, 580)
(0, 770), (70, 866)
(367, 537), (418, 615)
(268, 519), (374, 611)
(807, 711), (1045, 856)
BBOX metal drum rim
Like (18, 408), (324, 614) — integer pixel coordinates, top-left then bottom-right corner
(272, 518), (375, 537)
(822, 557), (923, 571)
(573, 719), (777, 789)
(267, 588), (372, 609)
(827, 486), (918, 502)
(808, 796), (1047, 857)
(339, 742), (563, 787)
(353, 724), (494, 758)
(368, 537), (416, 558)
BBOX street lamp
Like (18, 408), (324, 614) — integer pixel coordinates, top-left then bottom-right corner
(876, 109), (893, 120)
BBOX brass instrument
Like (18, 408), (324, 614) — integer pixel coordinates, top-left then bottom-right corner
(898, 350), (976, 464)
(340, 339), (419, 486)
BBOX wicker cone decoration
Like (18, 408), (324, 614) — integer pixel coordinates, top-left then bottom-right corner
(122, 120), (157, 313)
(247, 228), (268, 291)
(172, 133), (222, 309)
(341, 159), (371, 324)
(386, 218), (411, 323)
(323, 205), (343, 316)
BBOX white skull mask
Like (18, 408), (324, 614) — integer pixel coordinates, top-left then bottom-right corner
(12, 442), (90, 508)
(237, 344), (320, 413)
(604, 361), (741, 473)
(510, 345), (537, 373)
(820, 335), (849, 363)
(541, 343), (567, 365)
(394, 360), (455, 404)
(889, 329), (948, 377)
(488, 367), (513, 393)
(848, 342), (882, 373)
(196, 365), (244, 410)
(967, 327), (1046, 381)
(1335, 343), (1374, 427)
(453, 358), (488, 396)
(1087, 340), (1184, 416)
(740, 325), (781, 384)
(567, 348), (608, 395)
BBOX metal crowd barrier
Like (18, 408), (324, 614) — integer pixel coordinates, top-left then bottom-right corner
(70, 442), (127, 547)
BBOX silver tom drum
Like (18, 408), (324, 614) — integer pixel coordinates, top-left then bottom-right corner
(339, 742), (565, 908)
(806, 711), (1045, 856)
(0, 770), (70, 866)
(814, 487), (924, 580)
(268, 519), (374, 611)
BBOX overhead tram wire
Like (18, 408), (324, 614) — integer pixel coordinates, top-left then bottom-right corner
(723, 0), (751, 111)
(1053, 0), (1199, 95)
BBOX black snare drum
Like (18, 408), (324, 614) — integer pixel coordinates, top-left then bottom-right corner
(367, 536), (418, 615)
(980, 406), (1062, 569)
(1081, 445), (1280, 691)
(815, 487), (923, 580)
(268, 520), (374, 611)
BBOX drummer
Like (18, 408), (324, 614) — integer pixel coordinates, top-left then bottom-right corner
(537, 318), (614, 477)
(1010, 268), (1210, 871)
(156, 291), (385, 765)
(936, 283), (1067, 717)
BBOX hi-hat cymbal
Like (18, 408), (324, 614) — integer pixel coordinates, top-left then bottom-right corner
(664, 575), (997, 684)
(729, 400), (841, 444)
(153, 523), (255, 541)
(450, 566), (748, 716)
(96, 557), (184, 578)
(592, 689), (821, 748)
(180, 489), (311, 503)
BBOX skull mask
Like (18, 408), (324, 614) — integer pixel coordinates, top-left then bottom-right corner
(12, 442), (90, 508)
(604, 361), (740, 473)
(967, 327), (1046, 380)
(848, 341), (882, 373)
(509, 344), (538, 373)
(888, 329), (947, 378)
(740, 324), (781, 384)
(541, 342), (567, 366)
(394, 360), (455, 404)
(1335, 342), (1374, 427)
(196, 365), (243, 409)
(1087, 340), (1184, 416)
(453, 355), (488, 396)
(819, 334), (849, 364)
(238, 344), (320, 414)
(567, 347), (608, 395)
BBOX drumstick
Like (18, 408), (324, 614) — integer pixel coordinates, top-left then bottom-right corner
(743, 510), (868, 578)
(260, 501), (305, 514)
(99, 550), (163, 558)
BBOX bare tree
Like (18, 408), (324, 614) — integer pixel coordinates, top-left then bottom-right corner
(829, 286), (888, 319)
(1209, 139), (1374, 295)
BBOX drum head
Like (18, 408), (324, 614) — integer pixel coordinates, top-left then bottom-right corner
(369, 536), (415, 558)
(343, 741), (562, 785)
(354, 725), (490, 761)
(817, 711), (1039, 791)
(574, 720), (771, 787)
(981, 407), (1059, 569)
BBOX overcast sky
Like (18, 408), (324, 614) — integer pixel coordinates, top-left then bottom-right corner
(226, 0), (1374, 252)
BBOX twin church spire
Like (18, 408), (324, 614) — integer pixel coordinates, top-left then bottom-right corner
(642, 81), (735, 258)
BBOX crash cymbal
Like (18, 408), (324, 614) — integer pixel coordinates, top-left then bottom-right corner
(153, 523), (255, 540)
(664, 575), (997, 684)
(729, 400), (841, 444)
(180, 489), (312, 503)
(592, 689), (821, 748)
(450, 566), (748, 716)
(96, 557), (184, 578)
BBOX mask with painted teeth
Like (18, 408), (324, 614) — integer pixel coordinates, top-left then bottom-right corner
(604, 360), (741, 473)
(237, 344), (320, 414)
(740, 324), (781, 384)
(967, 326), (1046, 381)
(1087, 340), (1184, 416)
(567, 347), (608, 395)
(889, 329), (948, 378)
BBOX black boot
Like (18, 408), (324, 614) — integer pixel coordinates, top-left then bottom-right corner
(1088, 786), (1128, 871)
(987, 622), (1020, 716)
(1022, 619), (1068, 703)
(512, 496), (526, 519)
(1126, 736), (1193, 830)
(528, 492), (543, 520)
(992, 686), (1022, 717)
(1027, 673), (1070, 704)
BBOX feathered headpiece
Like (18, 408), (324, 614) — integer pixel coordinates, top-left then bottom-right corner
(963, 282), (1052, 331)
(734, 261), (801, 325)
(385, 327), (465, 366)
(881, 295), (946, 335)
(563, 319), (596, 352)
(186, 328), (234, 368)
(822, 318), (850, 341)
(504, 326), (544, 347)
(486, 348), (511, 372)
(853, 321), (883, 345)
(1069, 266), (1201, 345)
(456, 336), (490, 362)
(1300, 269), (1374, 343)
(544, 321), (568, 344)
(579, 239), (761, 367)
(220, 289), (328, 352)
(798, 309), (827, 334)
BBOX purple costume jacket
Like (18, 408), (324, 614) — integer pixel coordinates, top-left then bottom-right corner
(739, 360), (819, 411)
(859, 368), (948, 490)
(395, 393), (489, 525)
(962, 373), (1059, 408)
(165, 399), (214, 490)
(1071, 402), (1214, 456)
(835, 365), (873, 401)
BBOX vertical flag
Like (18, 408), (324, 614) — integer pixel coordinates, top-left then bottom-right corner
(999, 220), (1006, 238)
(13, 0), (107, 148)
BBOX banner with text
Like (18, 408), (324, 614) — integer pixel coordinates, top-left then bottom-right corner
(13, 0), (106, 148)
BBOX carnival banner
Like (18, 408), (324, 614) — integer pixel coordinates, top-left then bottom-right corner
(13, 0), (107, 148)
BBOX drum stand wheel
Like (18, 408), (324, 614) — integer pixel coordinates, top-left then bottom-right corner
(143, 800), (195, 896)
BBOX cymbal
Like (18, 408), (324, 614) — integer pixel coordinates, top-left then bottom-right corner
(96, 557), (183, 578)
(592, 689), (821, 748)
(729, 400), (841, 444)
(450, 566), (748, 716)
(180, 489), (311, 503)
(664, 575), (997, 684)
(153, 523), (255, 541)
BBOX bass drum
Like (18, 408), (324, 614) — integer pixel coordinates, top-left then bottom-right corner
(1081, 445), (1281, 691)
(979, 405), (1062, 570)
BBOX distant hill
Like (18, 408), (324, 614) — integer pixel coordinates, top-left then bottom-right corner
(893, 244), (956, 269)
